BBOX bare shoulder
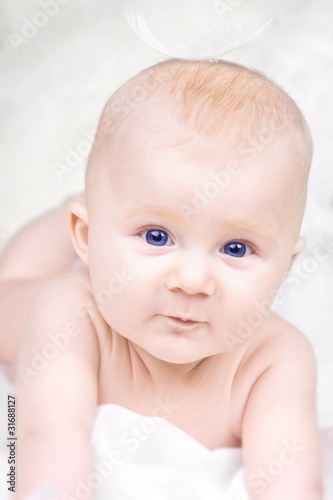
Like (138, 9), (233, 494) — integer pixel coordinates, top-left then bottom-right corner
(15, 265), (101, 438)
(29, 264), (102, 330)
(230, 312), (317, 438)
(16, 265), (105, 367)
(32, 264), (93, 307)
(256, 312), (316, 371)
(239, 311), (316, 380)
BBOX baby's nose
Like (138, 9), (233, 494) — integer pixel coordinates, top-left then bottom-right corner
(165, 251), (216, 296)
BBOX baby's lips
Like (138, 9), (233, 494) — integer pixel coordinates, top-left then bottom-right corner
(25, 484), (62, 500)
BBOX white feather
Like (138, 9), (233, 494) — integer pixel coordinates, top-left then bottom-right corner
(126, 11), (272, 60)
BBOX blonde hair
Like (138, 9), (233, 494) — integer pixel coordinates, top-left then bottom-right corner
(85, 58), (312, 205)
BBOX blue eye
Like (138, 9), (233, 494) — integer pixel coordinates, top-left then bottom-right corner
(143, 229), (172, 246)
(222, 241), (251, 258)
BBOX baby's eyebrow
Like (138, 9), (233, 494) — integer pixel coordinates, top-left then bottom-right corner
(221, 222), (276, 246)
(122, 205), (182, 225)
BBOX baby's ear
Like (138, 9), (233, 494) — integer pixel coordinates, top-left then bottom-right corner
(69, 201), (89, 265)
(287, 237), (306, 275)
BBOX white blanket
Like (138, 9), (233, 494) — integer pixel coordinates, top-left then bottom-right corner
(89, 404), (247, 500)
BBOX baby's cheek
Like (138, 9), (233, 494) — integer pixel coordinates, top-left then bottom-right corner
(218, 277), (276, 345)
(95, 276), (146, 334)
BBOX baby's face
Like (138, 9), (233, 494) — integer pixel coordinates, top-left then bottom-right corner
(86, 108), (304, 365)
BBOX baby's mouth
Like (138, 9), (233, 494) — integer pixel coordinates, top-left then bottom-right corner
(166, 316), (201, 327)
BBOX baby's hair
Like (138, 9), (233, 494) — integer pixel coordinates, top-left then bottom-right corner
(85, 58), (312, 206)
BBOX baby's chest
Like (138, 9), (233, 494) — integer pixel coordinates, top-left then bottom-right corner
(97, 356), (242, 450)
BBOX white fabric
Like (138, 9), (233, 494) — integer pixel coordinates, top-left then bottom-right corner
(90, 404), (247, 500)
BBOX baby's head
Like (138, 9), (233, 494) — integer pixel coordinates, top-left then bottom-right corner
(71, 59), (312, 362)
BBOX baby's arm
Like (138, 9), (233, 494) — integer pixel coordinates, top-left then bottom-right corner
(241, 328), (323, 499)
(15, 271), (99, 500)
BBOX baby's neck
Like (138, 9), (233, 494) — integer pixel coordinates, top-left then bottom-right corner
(127, 340), (223, 391)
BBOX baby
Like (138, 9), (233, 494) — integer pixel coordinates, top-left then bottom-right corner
(0, 59), (323, 499)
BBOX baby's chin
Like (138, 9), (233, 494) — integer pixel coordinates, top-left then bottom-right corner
(154, 351), (207, 366)
(133, 340), (227, 367)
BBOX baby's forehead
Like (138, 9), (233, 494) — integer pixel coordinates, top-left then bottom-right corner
(101, 136), (305, 248)
(108, 116), (301, 207)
